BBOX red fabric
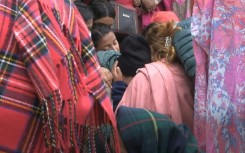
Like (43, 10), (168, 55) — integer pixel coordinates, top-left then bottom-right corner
(151, 11), (180, 23)
(0, 0), (119, 152)
(162, 0), (174, 10)
(141, 3), (165, 29)
(114, 0), (134, 7)
(0, 108), (29, 149)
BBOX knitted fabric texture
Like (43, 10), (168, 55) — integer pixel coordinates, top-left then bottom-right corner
(177, 17), (191, 29)
(118, 34), (151, 76)
(174, 17), (196, 78)
(97, 50), (121, 71)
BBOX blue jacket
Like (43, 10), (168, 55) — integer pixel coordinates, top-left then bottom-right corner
(111, 81), (127, 110)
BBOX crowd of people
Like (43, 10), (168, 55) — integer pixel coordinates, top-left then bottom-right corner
(0, 0), (244, 153)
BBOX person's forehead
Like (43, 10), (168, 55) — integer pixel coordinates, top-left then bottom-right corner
(96, 32), (117, 51)
(101, 32), (116, 43)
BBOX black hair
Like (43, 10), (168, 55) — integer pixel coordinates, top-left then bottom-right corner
(89, 0), (115, 20)
(91, 23), (113, 48)
(74, 1), (94, 22)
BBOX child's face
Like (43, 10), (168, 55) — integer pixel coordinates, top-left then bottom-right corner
(96, 31), (120, 52)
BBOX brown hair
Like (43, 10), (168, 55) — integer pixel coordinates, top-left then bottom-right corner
(144, 22), (181, 62)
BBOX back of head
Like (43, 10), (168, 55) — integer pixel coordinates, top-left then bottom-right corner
(144, 22), (181, 63)
(151, 11), (179, 24)
(91, 23), (112, 48)
(118, 34), (151, 77)
(89, 0), (116, 23)
(74, 1), (94, 22)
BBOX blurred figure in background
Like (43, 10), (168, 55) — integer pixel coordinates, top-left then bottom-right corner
(89, 0), (116, 26)
(74, 1), (94, 31)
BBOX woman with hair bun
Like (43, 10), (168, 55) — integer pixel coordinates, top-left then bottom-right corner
(116, 22), (195, 132)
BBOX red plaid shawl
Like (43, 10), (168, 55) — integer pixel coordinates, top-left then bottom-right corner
(0, 0), (119, 152)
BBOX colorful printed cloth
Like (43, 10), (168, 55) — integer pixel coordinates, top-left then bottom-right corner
(116, 106), (199, 153)
(192, 0), (245, 152)
(0, 0), (119, 152)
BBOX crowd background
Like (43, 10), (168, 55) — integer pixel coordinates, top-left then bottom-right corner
(0, 0), (244, 153)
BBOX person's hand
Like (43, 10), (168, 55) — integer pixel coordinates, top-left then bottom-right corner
(100, 67), (113, 88)
(141, 0), (156, 12)
(112, 61), (123, 82)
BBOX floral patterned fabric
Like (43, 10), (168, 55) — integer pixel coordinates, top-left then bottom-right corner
(192, 0), (245, 152)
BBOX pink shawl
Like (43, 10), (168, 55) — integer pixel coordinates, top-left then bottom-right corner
(117, 60), (194, 131)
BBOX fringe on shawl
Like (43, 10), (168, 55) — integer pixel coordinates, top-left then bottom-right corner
(38, 1), (120, 152)
(41, 90), (118, 153)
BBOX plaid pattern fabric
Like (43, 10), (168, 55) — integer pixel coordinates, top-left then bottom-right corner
(116, 106), (200, 153)
(0, 0), (118, 152)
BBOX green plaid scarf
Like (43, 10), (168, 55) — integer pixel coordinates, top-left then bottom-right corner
(116, 106), (200, 153)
